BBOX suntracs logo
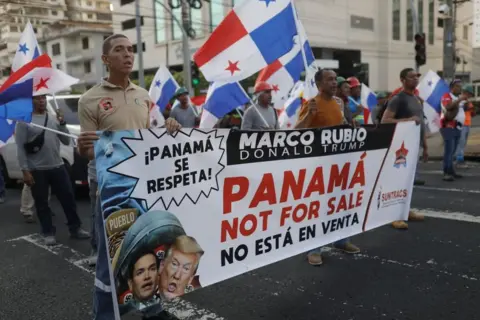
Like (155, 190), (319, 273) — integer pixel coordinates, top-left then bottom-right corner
(394, 142), (409, 168)
(377, 188), (409, 209)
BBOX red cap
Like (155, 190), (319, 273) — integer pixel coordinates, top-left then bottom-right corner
(347, 77), (361, 88)
(254, 81), (273, 94)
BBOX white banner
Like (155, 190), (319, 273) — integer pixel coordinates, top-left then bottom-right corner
(95, 122), (420, 317)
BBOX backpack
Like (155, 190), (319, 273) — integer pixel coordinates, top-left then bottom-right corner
(376, 92), (409, 123)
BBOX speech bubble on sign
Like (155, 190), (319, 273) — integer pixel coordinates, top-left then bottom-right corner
(107, 128), (226, 210)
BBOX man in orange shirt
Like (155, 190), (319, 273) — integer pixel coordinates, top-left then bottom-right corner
(295, 69), (360, 266)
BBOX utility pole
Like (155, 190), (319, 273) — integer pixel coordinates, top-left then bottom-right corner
(181, 0), (193, 95)
(135, 0), (145, 88)
(442, 0), (455, 83)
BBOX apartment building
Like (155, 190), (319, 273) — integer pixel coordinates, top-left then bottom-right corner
(112, 0), (475, 91)
(0, 0), (112, 83)
(39, 21), (112, 92)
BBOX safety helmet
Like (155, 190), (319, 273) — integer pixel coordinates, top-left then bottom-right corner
(254, 81), (273, 94)
(347, 77), (361, 88)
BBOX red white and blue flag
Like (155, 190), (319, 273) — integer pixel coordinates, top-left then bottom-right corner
(255, 19), (314, 109)
(193, 0), (298, 82)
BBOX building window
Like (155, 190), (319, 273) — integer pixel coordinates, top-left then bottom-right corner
(171, 6), (182, 40)
(418, 0), (423, 34)
(82, 37), (89, 49)
(463, 25), (468, 40)
(210, 1), (224, 32)
(154, 0), (166, 43)
(87, 13), (93, 19)
(171, 6), (203, 40)
(56, 63), (61, 70)
(120, 0), (134, 5)
(406, 5), (413, 41)
(392, 0), (400, 40)
(86, 0), (92, 5)
(84, 61), (91, 73)
(428, 0), (434, 44)
(52, 43), (61, 56)
(51, 10), (58, 16)
(10, 26), (18, 32)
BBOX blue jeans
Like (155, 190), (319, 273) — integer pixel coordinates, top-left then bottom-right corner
(0, 165), (5, 198)
(456, 125), (470, 163)
(89, 179), (98, 253)
(440, 127), (461, 175)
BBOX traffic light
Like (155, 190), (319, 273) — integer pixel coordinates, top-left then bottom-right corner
(414, 33), (426, 67)
(191, 62), (200, 87)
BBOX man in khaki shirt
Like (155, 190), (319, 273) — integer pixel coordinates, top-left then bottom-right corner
(77, 34), (180, 320)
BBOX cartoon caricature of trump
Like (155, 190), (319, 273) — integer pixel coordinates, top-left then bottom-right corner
(158, 235), (204, 300)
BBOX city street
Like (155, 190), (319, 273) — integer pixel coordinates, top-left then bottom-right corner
(0, 159), (478, 320)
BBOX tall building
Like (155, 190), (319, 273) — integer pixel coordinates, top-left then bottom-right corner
(112, 0), (475, 91)
(0, 0), (113, 83)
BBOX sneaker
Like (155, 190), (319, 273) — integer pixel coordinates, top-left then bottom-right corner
(44, 236), (57, 246)
(307, 251), (323, 266)
(392, 220), (408, 229)
(23, 214), (35, 223)
(413, 179), (425, 186)
(86, 255), (97, 266)
(334, 242), (360, 254)
(408, 211), (425, 221)
(443, 174), (454, 181)
(70, 228), (91, 239)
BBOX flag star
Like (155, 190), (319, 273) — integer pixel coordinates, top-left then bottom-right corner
(155, 80), (161, 87)
(310, 79), (315, 86)
(272, 84), (280, 92)
(225, 60), (240, 75)
(18, 43), (29, 55)
(35, 77), (50, 91)
(259, 0), (276, 7)
(427, 81), (432, 86)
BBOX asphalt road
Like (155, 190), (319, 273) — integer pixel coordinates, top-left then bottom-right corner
(0, 160), (478, 320)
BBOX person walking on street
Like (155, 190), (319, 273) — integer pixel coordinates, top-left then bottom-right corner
(381, 68), (427, 230)
(20, 184), (53, 223)
(77, 34), (181, 320)
(15, 94), (90, 245)
(295, 69), (361, 266)
(455, 84), (475, 168)
(169, 87), (200, 128)
(241, 82), (279, 130)
(336, 76), (353, 125)
(440, 80), (470, 181)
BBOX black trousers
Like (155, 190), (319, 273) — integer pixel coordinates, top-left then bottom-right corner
(30, 165), (81, 236)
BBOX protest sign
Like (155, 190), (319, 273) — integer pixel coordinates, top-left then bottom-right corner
(95, 122), (420, 317)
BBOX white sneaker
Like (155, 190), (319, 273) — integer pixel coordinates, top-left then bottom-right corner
(44, 236), (57, 246)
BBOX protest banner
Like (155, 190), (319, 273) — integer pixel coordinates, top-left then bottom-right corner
(94, 122), (420, 317)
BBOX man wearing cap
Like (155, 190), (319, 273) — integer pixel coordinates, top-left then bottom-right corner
(347, 77), (364, 124)
(241, 81), (279, 130)
(336, 76), (353, 124)
(440, 80), (470, 180)
(455, 84), (476, 167)
(169, 87), (200, 128)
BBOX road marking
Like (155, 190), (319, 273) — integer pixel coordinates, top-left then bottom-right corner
(411, 208), (480, 224)
(320, 247), (478, 282)
(414, 186), (480, 194)
(7, 233), (224, 320)
(417, 170), (480, 177)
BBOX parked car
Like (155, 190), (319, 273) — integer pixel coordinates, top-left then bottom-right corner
(0, 94), (88, 188)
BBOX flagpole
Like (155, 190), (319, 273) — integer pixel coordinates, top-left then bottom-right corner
(25, 121), (77, 139)
(292, 1), (314, 74)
